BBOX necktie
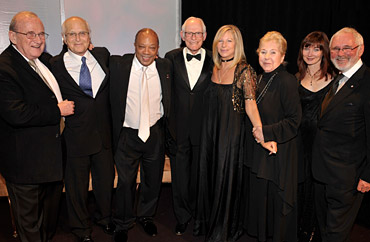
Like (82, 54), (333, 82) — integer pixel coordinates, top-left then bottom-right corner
(138, 67), (150, 142)
(320, 74), (343, 116)
(29, 59), (52, 90)
(79, 56), (93, 96)
(186, 53), (201, 61)
(29, 59), (65, 134)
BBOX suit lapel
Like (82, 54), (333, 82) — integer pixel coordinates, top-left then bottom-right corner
(8, 46), (54, 92)
(155, 58), (171, 117)
(55, 54), (84, 93)
(90, 49), (109, 96)
(193, 51), (212, 90)
(174, 50), (191, 89)
(321, 65), (365, 117)
(119, 56), (133, 117)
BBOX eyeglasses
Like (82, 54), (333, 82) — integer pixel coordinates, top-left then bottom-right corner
(184, 32), (203, 38)
(65, 31), (89, 39)
(13, 31), (49, 40)
(330, 45), (359, 54)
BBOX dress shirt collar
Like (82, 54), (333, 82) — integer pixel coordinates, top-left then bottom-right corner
(342, 59), (363, 79)
(133, 55), (156, 72)
(67, 49), (92, 63)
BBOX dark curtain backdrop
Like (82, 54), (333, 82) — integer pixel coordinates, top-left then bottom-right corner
(182, 0), (370, 74)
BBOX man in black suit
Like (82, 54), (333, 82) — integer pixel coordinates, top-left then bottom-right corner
(50, 16), (115, 242)
(164, 16), (212, 235)
(312, 27), (370, 242)
(110, 28), (172, 242)
(0, 11), (74, 242)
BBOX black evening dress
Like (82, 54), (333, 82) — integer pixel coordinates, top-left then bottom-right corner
(194, 62), (257, 242)
(245, 64), (302, 242)
(297, 80), (332, 242)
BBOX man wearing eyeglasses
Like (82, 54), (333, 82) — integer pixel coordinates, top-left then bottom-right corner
(312, 27), (370, 242)
(0, 11), (75, 242)
(164, 16), (213, 235)
(49, 16), (115, 242)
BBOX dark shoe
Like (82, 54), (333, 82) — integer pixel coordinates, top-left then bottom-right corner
(113, 230), (128, 242)
(80, 235), (94, 242)
(175, 222), (188, 235)
(138, 218), (157, 236)
(97, 222), (115, 235)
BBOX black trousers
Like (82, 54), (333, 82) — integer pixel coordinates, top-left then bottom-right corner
(170, 136), (199, 224)
(6, 180), (63, 242)
(113, 119), (165, 231)
(314, 181), (364, 242)
(64, 147), (115, 238)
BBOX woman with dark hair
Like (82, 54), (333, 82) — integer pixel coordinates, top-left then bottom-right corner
(296, 31), (336, 242)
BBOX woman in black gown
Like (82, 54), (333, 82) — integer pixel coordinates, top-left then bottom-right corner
(296, 31), (335, 242)
(245, 31), (302, 242)
(193, 25), (276, 242)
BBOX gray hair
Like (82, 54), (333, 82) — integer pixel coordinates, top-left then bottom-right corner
(330, 27), (364, 47)
(61, 16), (91, 36)
(181, 16), (206, 33)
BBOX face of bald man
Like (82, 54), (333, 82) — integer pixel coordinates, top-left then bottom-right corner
(63, 17), (90, 56)
(134, 30), (159, 66)
(9, 14), (46, 60)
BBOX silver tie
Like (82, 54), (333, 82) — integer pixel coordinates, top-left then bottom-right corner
(138, 67), (150, 142)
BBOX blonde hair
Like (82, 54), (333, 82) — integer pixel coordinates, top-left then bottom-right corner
(257, 31), (287, 55)
(212, 25), (246, 69)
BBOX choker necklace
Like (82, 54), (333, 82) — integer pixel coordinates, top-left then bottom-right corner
(221, 57), (234, 62)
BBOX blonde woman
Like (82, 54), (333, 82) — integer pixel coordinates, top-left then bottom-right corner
(245, 31), (302, 242)
(194, 25), (275, 242)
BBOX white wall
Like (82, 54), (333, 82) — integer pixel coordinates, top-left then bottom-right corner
(0, 0), (181, 56)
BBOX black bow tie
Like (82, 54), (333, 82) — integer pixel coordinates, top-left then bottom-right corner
(186, 53), (201, 61)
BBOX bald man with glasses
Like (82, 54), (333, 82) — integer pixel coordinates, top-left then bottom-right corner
(0, 11), (74, 242)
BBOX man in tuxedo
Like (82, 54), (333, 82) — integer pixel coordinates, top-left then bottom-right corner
(0, 11), (74, 242)
(110, 28), (172, 242)
(164, 16), (212, 235)
(312, 27), (370, 242)
(50, 16), (115, 242)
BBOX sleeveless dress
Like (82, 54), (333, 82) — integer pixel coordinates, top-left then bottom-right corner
(194, 62), (256, 242)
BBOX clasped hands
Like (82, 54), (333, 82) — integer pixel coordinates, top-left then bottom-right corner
(252, 126), (277, 155)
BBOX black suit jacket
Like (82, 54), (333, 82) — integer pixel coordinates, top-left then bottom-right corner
(312, 64), (370, 188)
(0, 45), (62, 184)
(164, 48), (212, 144)
(109, 54), (172, 152)
(50, 47), (112, 157)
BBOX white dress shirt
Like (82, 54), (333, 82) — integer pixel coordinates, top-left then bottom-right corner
(63, 50), (105, 98)
(123, 56), (163, 129)
(337, 59), (363, 93)
(183, 47), (205, 90)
